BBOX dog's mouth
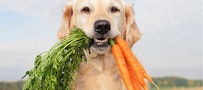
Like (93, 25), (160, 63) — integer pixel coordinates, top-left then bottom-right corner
(92, 38), (109, 47)
(93, 38), (108, 46)
(90, 37), (111, 53)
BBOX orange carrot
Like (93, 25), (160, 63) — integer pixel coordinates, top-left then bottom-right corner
(115, 36), (149, 90)
(110, 36), (159, 90)
(110, 40), (134, 90)
(126, 63), (142, 90)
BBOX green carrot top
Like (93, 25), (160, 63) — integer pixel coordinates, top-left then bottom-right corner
(23, 27), (91, 90)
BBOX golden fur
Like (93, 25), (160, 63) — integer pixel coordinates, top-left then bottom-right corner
(57, 0), (141, 90)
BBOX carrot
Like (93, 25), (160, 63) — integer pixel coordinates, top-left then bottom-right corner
(114, 36), (160, 90)
(126, 63), (142, 90)
(115, 36), (148, 90)
(109, 40), (134, 90)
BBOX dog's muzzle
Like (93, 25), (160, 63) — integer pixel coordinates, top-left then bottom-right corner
(91, 20), (111, 53)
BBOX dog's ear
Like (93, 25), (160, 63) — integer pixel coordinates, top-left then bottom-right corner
(124, 4), (141, 47)
(57, 3), (73, 39)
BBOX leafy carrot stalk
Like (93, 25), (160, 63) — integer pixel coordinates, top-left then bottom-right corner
(114, 36), (160, 90)
(22, 27), (92, 90)
(109, 39), (134, 90)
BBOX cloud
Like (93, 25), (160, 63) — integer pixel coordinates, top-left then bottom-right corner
(134, 0), (202, 33)
(131, 0), (202, 79)
(0, 0), (71, 66)
(0, 37), (58, 68)
(0, 0), (70, 24)
(0, 0), (73, 77)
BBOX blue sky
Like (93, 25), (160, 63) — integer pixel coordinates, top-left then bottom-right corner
(0, 0), (202, 81)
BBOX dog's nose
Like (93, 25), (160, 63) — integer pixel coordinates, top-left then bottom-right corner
(94, 20), (110, 35)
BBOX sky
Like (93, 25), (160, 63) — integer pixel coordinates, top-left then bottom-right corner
(0, 0), (202, 81)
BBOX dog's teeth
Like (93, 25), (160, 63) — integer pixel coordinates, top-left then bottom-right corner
(94, 38), (108, 43)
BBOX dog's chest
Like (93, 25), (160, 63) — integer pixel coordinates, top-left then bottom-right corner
(76, 57), (126, 90)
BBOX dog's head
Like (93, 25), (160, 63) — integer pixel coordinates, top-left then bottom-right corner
(58, 0), (141, 54)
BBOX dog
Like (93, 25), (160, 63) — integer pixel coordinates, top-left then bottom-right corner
(57, 0), (141, 90)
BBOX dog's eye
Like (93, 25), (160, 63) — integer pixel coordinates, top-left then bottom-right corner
(81, 6), (90, 13)
(110, 6), (120, 13)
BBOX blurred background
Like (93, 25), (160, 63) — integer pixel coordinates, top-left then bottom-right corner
(0, 0), (202, 90)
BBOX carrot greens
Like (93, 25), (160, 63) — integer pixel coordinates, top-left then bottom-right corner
(22, 27), (91, 90)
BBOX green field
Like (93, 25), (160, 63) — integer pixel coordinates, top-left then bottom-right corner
(150, 76), (203, 90)
(0, 76), (202, 90)
(150, 87), (203, 90)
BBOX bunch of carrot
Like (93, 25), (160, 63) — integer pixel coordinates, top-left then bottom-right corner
(109, 36), (159, 90)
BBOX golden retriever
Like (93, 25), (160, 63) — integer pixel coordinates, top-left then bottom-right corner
(57, 0), (141, 90)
